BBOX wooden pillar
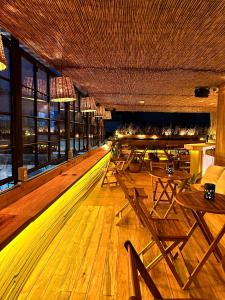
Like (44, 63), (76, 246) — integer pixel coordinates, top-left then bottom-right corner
(11, 37), (22, 181)
(209, 112), (217, 141)
(215, 84), (225, 165)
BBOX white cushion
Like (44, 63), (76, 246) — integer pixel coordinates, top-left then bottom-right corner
(201, 165), (225, 185)
(216, 170), (225, 195)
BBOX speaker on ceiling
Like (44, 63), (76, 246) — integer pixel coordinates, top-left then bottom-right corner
(195, 87), (210, 97)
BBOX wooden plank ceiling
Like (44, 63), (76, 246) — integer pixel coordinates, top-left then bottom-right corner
(2, 0), (225, 112)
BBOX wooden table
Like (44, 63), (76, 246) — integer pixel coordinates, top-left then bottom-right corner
(175, 191), (225, 289)
(149, 169), (190, 218)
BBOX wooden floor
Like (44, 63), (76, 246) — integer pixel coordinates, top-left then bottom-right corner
(17, 172), (225, 300)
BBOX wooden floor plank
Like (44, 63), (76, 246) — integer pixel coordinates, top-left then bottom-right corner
(10, 172), (225, 299)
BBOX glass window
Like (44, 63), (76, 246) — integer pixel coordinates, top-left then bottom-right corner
(38, 143), (49, 164)
(59, 103), (65, 120)
(60, 140), (66, 156)
(0, 149), (12, 180)
(0, 115), (11, 147)
(22, 94), (35, 116)
(70, 139), (74, 153)
(50, 102), (59, 120)
(70, 122), (75, 137)
(50, 120), (59, 140)
(60, 122), (65, 138)
(37, 96), (48, 119)
(50, 141), (59, 160)
(23, 145), (35, 170)
(37, 68), (47, 94)
(0, 79), (11, 113)
(22, 57), (34, 87)
(37, 119), (49, 141)
(23, 117), (35, 144)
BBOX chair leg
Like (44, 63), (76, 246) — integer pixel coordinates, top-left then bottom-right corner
(115, 201), (130, 217)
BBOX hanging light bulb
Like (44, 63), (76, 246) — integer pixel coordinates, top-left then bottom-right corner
(80, 97), (97, 112)
(0, 33), (7, 71)
(95, 106), (105, 118)
(51, 76), (77, 102)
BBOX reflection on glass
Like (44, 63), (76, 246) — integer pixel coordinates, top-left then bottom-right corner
(37, 119), (49, 141)
(50, 142), (59, 160)
(23, 117), (35, 144)
(70, 139), (74, 152)
(70, 110), (74, 122)
(50, 120), (59, 140)
(60, 103), (65, 120)
(0, 149), (12, 180)
(70, 123), (75, 137)
(60, 140), (66, 156)
(60, 122), (66, 138)
(0, 46), (10, 79)
(22, 57), (34, 87)
(23, 145), (35, 169)
(0, 115), (11, 147)
(38, 143), (49, 164)
(50, 102), (59, 120)
(37, 101), (48, 118)
(75, 112), (80, 122)
(22, 94), (35, 116)
(37, 68), (47, 94)
(0, 79), (11, 113)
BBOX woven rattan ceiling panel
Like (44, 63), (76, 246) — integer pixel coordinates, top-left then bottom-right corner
(2, 0), (225, 112)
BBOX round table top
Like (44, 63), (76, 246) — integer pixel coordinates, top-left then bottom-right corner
(150, 168), (190, 181)
(175, 191), (225, 214)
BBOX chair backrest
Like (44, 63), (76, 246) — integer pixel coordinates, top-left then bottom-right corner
(125, 240), (163, 300)
(131, 195), (157, 238)
(122, 150), (135, 172)
(130, 195), (169, 256)
(115, 173), (133, 199)
(116, 178), (158, 242)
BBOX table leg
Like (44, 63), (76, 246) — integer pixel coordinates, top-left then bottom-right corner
(193, 210), (223, 261)
(183, 224), (225, 289)
(151, 179), (172, 215)
(163, 181), (177, 218)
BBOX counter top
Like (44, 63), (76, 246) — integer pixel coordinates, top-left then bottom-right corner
(184, 142), (215, 151)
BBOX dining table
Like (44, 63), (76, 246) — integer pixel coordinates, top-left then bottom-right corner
(175, 191), (225, 289)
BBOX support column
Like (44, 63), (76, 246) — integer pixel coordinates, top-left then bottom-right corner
(209, 112), (217, 141)
(215, 84), (225, 165)
(11, 37), (22, 182)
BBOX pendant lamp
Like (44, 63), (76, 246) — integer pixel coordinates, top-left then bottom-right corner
(22, 76), (47, 99)
(95, 106), (105, 118)
(0, 33), (7, 71)
(51, 76), (77, 102)
(80, 97), (97, 112)
(103, 110), (112, 120)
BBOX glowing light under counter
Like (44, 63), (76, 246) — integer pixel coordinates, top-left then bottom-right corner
(0, 152), (110, 299)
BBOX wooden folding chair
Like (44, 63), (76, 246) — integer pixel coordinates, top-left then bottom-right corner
(133, 147), (148, 170)
(222, 256), (225, 272)
(130, 194), (196, 288)
(115, 173), (150, 224)
(101, 150), (134, 187)
(125, 240), (205, 300)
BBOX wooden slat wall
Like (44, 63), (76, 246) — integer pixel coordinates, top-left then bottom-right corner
(1, 0), (225, 112)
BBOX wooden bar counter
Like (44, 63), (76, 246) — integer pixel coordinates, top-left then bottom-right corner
(0, 147), (110, 250)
